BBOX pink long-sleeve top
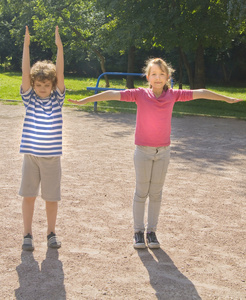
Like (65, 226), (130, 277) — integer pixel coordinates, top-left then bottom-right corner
(120, 88), (193, 147)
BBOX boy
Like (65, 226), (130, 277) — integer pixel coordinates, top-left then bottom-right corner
(20, 26), (65, 251)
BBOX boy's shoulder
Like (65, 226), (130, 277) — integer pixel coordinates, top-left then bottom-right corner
(20, 86), (34, 96)
(53, 86), (66, 97)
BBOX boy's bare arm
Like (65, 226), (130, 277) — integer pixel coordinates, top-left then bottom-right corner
(22, 26), (31, 93)
(55, 26), (65, 94)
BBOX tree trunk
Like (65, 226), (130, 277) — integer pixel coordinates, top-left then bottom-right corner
(179, 47), (194, 89)
(93, 48), (110, 87)
(61, 17), (110, 87)
(178, 49), (183, 89)
(126, 46), (135, 89)
(193, 43), (205, 88)
(221, 62), (232, 83)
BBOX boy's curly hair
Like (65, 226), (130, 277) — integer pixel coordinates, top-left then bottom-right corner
(30, 60), (57, 89)
(143, 58), (175, 91)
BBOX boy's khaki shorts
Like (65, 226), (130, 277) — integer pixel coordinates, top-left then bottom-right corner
(19, 154), (61, 201)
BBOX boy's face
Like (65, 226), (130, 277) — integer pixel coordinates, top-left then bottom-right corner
(33, 79), (53, 98)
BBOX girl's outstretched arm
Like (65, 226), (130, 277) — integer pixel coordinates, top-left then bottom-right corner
(22, 26), (31, 93)
(55, 26), (65, 93)
(68, 90), (121, 105)
(192, 89), (243, 103)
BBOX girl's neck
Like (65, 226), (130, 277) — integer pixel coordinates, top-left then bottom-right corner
(152, 87), (164, 98)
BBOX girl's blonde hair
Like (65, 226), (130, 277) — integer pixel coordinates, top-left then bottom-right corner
(143, 58), (175, 91)
(30, 60), (57, 89)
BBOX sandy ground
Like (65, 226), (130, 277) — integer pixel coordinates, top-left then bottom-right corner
(0, 102), (245, 300)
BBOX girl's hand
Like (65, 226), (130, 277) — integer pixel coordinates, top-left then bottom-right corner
(24, 26), (30, 47)
(68, 99), (87, 105)
(55, 26), (63, 49)
(224, 98), (243, 104)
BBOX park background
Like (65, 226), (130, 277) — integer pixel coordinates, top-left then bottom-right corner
(0, 1), (246, 299)
(0, 1), (246, 88)
(1, 0), (246, 118)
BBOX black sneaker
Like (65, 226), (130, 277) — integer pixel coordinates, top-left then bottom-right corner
(47, 232), (61, 249)
(146, 232), (160, 249)
(22, 233), (34, 251)
(133, 231), (146, 249)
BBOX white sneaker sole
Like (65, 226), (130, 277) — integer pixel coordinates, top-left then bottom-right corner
(148, 243), (160, 249)
(133, 243), (146, 249)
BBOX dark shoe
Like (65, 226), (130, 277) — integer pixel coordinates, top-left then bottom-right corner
(146, 232), (160, 249)
(47, 232), (61, 249)
(22, 233), (34, 251)
(133, 231), (146, 249)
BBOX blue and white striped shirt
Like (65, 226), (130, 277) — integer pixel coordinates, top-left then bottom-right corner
(20, 87), (65, 157)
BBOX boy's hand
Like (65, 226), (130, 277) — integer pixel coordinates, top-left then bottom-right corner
(24, 26), (30, 47)
(55, 26), (63, 49)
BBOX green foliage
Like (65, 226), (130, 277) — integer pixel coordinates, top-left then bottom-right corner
(0, 0), (246, 84)
(0, 0), (108, 71)
(96, 0), (155, 54)
(149, 0), (238, 52)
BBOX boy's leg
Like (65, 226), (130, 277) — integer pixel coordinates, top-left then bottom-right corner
(45, 200), (58, 235)
(40, 156), (61, 203)
(19, 154), (40, 236)
(147, 146), (170, 233)
(40, 156), (61, 248)
(39, 156), (61, 234)
(22, 197), (36, 236)
(46, 200), (61, 248)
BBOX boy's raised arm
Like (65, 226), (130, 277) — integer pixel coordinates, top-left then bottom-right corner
(55, 26), (65, 94)
(22, 26), (31, 93)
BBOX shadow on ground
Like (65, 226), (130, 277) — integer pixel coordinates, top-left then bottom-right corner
(15, 249), (66, 300)
(138, 248), (201, 300)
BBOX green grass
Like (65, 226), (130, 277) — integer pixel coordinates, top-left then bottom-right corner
(0, 72), (246, 119)
(0, 72), (22, 100)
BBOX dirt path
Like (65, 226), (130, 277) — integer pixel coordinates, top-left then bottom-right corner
(0, 103), (245, 299)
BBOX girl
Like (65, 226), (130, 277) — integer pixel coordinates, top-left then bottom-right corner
(68, 58), (242, 249)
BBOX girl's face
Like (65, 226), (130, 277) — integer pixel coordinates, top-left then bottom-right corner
(34, 79), (53, 98)
(147, 64), (168, 91)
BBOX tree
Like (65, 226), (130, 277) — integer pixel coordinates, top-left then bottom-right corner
(1, 0), (245, 86)
(0, 0), (111, 81)
(96, 0), (245, 88)
(150, 0), (243, 88)
(0, 1), (13, 65)
(0, 0), (29, 69)
(96, 0), (153, 88)
(29, 0), (112, 85)
(208, 0), (246, 84)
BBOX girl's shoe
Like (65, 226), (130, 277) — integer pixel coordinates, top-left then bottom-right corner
(133, 231), (146, 249)
(47, 232), (61, 249)
(22, 233), (34, 251)
(146, 232), (160, 249)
